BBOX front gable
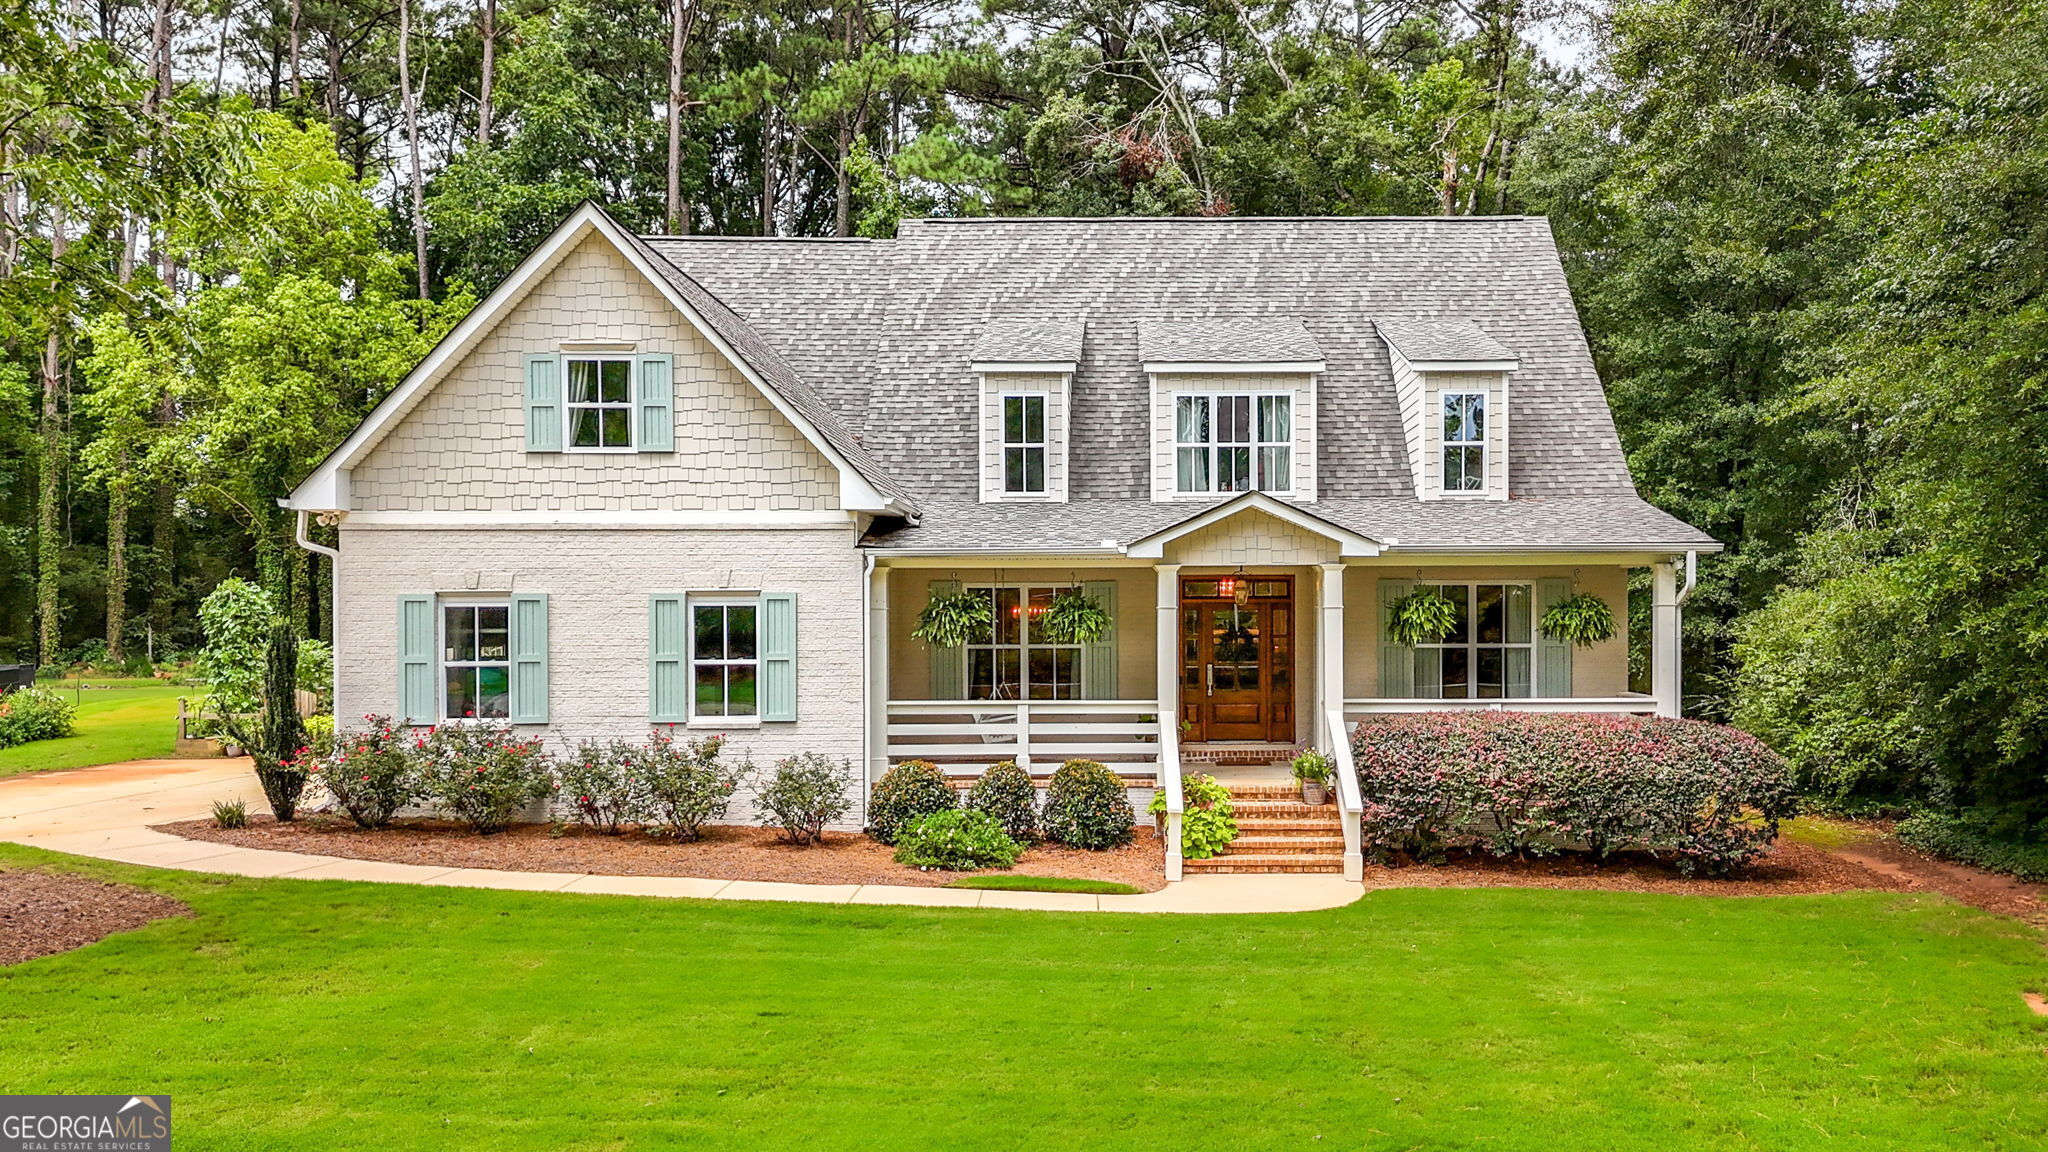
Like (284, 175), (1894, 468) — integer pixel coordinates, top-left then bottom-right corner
(349, 230), (839, 513)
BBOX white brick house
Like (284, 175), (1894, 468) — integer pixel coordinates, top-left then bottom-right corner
(285, 203), (1718, 881)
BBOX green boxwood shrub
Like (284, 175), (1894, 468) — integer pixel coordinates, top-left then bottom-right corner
(966, 760), (1038, 842)
(1352, 712), (1797, 875)
(0, 687), (76, 748)
(893, 809), (1024, 871)
(640, 731), (748, 840)
(1041, 759), (1135, 850)
(756, 752), (851, 845)
(868, 759), (957, 844)
(414, 723), (553, 834)
(313, 714), (415, 829)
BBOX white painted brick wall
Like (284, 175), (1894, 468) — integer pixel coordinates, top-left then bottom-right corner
(335, 524), (870, 826)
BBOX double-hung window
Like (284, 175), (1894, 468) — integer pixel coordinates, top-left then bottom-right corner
(692, 600), (759, 718)
(1175, 394), (1291, 494)
(964, 585), (1082, 700)
(1411, 583), (1532, 698)
(442, 602), (511, 719)
(1002, 394), (1047, 494)
(566, 357), (635, 450)
(1443, 391), (1486, 492)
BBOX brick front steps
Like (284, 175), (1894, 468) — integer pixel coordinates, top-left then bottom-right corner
(1183, 783), (1346, 874)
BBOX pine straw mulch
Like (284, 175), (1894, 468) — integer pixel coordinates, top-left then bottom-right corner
(1, 869), (192, 966)
(156, 816), (1170, 892)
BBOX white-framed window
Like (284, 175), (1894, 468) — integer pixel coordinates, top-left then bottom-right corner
(1002, 393), (1047, 494)
(566, 356), (635, 451)
(1443, 391), (1486, 492)
(1175, 393), (1292, 494)
(964, 585), (1082, 700)
(1411, 583), (1532, 698)
(441, 601), (511, 719)
(691, 598), (759, 718)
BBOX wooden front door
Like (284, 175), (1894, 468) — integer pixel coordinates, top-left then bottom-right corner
(1179, 575), (1294, 743)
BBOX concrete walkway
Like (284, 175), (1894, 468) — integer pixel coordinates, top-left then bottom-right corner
(0, 759), (1365, 915)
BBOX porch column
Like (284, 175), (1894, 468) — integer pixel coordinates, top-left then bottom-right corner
(866, 563), (891, 785)
(1651, 560), (1681, 718)
(1316, 563), (1345, 749)
(1153, 564), (1181, 726)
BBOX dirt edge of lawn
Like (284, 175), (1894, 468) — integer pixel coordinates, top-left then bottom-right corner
(1, 868), (193, 966)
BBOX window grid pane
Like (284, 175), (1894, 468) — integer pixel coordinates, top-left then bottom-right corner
(1411, 582), (1534, 702)
(965, 584), (1084, 702)
(566, 357), (634, 449)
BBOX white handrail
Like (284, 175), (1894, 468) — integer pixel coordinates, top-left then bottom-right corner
(1159, 713), (1184, 882)
(1344, 696), (1656, 716)
(1324, 706), (1363, 883)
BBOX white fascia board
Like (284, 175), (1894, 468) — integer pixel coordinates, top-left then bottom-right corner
(1378, 542), (1727, 560)
(341, 509), (860, 529)
(1406, 359), (1520, 373)
(1123, 491), (1382, 559)
(1143, 360), (1326, 375)
(970, 360), (1078, 374)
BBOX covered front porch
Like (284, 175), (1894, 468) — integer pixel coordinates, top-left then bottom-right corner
(864, 495), (1697, 881)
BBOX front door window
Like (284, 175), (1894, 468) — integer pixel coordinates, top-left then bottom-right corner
(1179, 576), (1293, 742)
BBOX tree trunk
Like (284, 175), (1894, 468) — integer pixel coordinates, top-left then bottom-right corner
(37, 324), (63, 668)
(106, 469), (129, 665)
(664, 0), (697, 233)
(288, 0), (303, 99)
(760, 112), (777, 236)
(148, 453), (175, 644)
(400, 0), (429, 299)
(834, 121), (852, 238)
(477, 0), (496, 144)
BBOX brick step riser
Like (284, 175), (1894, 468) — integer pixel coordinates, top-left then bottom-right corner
(1230, 806), (1340, 820)
(1184, 862), (1345, 874)
(1225, 788), (1317, 800)
(1223, 839), (1347, 853)
(1187, 852), (1344, 865)
(1233, 821), (1344, 833)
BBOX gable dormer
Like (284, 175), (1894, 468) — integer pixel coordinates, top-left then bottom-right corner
(1376, 320), (1518, 501)
(1141, 319), (1324, 503)
(973, 319), (1082, 503)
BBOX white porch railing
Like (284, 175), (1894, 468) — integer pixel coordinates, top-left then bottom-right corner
(1158, 714), (1184, 882)
(884, 699), (1164, 775)
(1345, 695), (1657, 720)
(1323, 706), (1363, 882)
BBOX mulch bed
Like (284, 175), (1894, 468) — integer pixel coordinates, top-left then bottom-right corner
(1, 870), (191, 966)
(157, 816), (1170, 892)
(1359, 839), (1913, 899)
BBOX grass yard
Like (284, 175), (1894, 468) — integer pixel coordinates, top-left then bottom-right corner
(946, 874), (1144, 894)
(3, 845), (2045, 1150)
(0, 683), (187, 779)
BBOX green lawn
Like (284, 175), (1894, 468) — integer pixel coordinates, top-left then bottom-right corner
(946, 874), (1144, 894)
(3, 845), (2044, 1150)
(0, 683), (188, 778)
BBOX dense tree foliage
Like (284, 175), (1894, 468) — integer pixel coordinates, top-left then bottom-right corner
(2, 0), (2045, 836)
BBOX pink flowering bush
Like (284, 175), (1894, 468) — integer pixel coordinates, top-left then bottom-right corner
(413, 722), (553, 834)
(640, 731), (748, 840)
(1351, 712), (1797, 876)
(312, 714), (416, 828)
(556, 739), (654, 835)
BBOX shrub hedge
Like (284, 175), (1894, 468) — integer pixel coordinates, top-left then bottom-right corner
(1041, 759), (1134, 850)
(0, 687), (76, 748)
(868, 759), (957, 844)
(314, 715), (415, 828)
(966, 760), (1038, 842)
(412, 723), (552, 834)
(1896, 809), (2048, 882)
(1351, 712), (1797, 875)
(893, 809), (1023, 870)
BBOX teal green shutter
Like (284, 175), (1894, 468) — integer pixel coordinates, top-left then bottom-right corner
(649, 595), (688, 723)
(397, 594), (436, 724)
(635, 353), (674, 452)
(1376, 578), (1414, 698)
(926, 580), (964, 700)
(760, 593), (797, 721)
(1081, 580), (1117, 699)
(509, 593), (549, 723)
(524, 354), (562, 452)
(1536, 578), (1573, 698)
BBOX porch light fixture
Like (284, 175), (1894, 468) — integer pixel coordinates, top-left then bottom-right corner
(1224, 565), (1250, 607)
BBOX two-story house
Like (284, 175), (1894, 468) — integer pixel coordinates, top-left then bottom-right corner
(284, 203), (1718, 880)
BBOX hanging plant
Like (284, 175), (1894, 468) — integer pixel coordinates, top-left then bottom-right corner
(911, 588), (994, 648)
(1040, 588), (1111, 645)
(1386, 588), (1461, 646)
(1540, 592), (1618, 648)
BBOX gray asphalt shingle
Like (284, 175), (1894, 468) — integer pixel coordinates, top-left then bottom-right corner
(1374, 319), (1518, 364)
(1136, 318), (1323, 363)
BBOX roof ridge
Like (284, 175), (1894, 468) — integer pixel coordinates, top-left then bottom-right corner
(641, 234), (881, 243)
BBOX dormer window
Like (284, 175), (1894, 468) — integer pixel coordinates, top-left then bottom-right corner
(566, 357), (635, 450)
(1002, 393), (1047, 494)
(1442, 391), (1486, 492)
(1175, 394), (1292, 495)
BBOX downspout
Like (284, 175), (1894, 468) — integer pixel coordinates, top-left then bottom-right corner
(860, 549), (877, 821)
(292, 507), (342, 712)
(1675, 549), (1699, 607)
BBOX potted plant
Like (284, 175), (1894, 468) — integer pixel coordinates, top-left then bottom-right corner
(1039, 588), (1111, 645)
(1386, 587), (1460, 645)
(1291, 749), (1332, 805)
(910, 587), (994, 648)
(1539, 592), (1618, 648)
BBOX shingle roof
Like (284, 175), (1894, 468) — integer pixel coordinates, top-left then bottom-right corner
(971, 319), (1086, 363)
(640, 216), (1713, 552)
(1374, 319), (1518, 364)
(1136, 318), (1322, 364)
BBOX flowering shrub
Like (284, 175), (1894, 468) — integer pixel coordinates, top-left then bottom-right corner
(1351, 712), (1798, 875)
(640, 731), (747, 840)
(413, 723), (552, 834)
(966, 760), (1038, 842)
(0, 687), (76, 748)
(868, 759), (958, 844)
(556, 740), (653, 835)
(893, 809), (1023, 870)
(1041, 759), (1135, 850)
(755, 752), (851, 845)
(1147, 773), (1237, 859)
(314, 715), (415, 829)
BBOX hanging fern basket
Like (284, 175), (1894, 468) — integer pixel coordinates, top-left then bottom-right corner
(1539, 592), (1617, 649)
(1385, 588), (1461, 646)
(911, 589), (994, 648)
(1040, 588), (1111, 645)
